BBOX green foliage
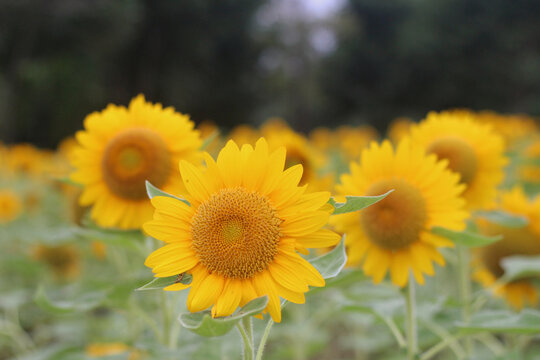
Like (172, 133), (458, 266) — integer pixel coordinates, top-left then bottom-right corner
(34, 285), (107, 315)
(178, 297), (269, 337)
(457, 309), (540, 334)
(137, 274), (193, 291)
(500, 256), (540, 283)
(329, 190), (393, 215)
(475, 210), (528, 228)
(431, 226), (502, 247)
(145, 181), (190, 205)
(310, 236), (347, 279)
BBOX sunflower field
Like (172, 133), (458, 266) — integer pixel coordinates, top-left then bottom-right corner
(2, 0), (540, 359)
(1, 94), (540, 360)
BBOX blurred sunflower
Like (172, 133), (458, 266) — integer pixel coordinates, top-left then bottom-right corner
(33, 244), (80, 279)
(0, 189), (22, 224)
(144, 138), (340, 322)
(228, 124), (260, 147)
(5, 144), (49, 177)
(335, 125), (379, 161)
(410, 110), (507, 210)
(85, 343), (130, 357)
(474, 187), (540, 309)
(330, 140), (468, 287)
(476, 111), (539, 149)
(71, 95), (202, 229)
(386, 117), (415, 144)
(262, 119), (330, 190)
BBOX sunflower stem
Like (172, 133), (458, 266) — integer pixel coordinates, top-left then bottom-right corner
(457, 244), (473, 355)
(405, 273), (418, 360)
(237, 318), (254, 360)
(255, 317), (274, 360)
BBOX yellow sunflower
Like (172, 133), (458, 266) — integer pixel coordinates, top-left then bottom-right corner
(330, 140), (468, 287)
(476, 111), (539, 149)
(409, 110), (507, 210)
(261, 119), (330, 191)
(387, 117), (415, 144)
(71, 95), (202, 229)
(0, 189), (22, 224)
(228, 124), (260, 147)
(474, 187), (540, 309)
(143, 138), (340, 322)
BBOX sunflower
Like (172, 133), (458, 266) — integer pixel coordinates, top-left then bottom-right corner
(387, 117), (415, 144)
(0, 189), (22, 224)
(261, 119), (330, 191)
(409, 110), (507, 210)
(33, 244), (80, 279)
(330, 140), (468, 287)
(474, 187), (540, 309)
(71, 95), (202, 229)
(143, 138), (340, 322)
(228, 124), (260, 147)
(475, 111), (539, 149)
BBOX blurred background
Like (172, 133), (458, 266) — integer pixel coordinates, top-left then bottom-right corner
(1, 0), (539, 148)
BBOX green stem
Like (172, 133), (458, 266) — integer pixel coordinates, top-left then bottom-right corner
(457, 245), (472, 355)
(382, 316), (406, 348)
(255, 318), (274, 360)
(237, 320), (254, 360)
(420, 334), (467, 360)
(405, 273), (418, 360)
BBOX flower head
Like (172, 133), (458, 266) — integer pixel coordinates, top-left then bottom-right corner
(330, 139), (468, 287)
(71, 95), (202, 229)
(143, 138), (340, 322)
(0, 189), (22, 224)
(475, 187), (540, 309)
(410, 110), (507, 210)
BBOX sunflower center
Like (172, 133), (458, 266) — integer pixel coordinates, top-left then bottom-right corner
(101, 128), (171, 200)
(361, 179), (427, 250)
(191, 187), (282, 279)
(426, 137), (478, 185)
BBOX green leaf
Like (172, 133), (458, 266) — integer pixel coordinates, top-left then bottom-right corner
(475, 210), (528, 228)
(500, 255), (540, 283)
(136, 273), (193, 291)
(456, 309), (540, 334)
(76, 226), (143, 251)
(145, 181), (190, 206)
(431, 226), (502, 247)
(34, 285), (107, 315)
(52, 176), (83, 188)
(178, 296), (268, 337)
(201, 130), (219, 150)
(309, 236), (347, 279)
(329, 190), (394, 215)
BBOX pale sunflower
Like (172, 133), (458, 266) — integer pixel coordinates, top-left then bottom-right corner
(409, 110), (507, 210)
(474, 187), (540, 309)
(143, 138), (340, 322)
(71, 95), (202, 229)
(0, 189), (22, 224)
(330, 140), (468, 287)
(33, 244), (80, 279)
